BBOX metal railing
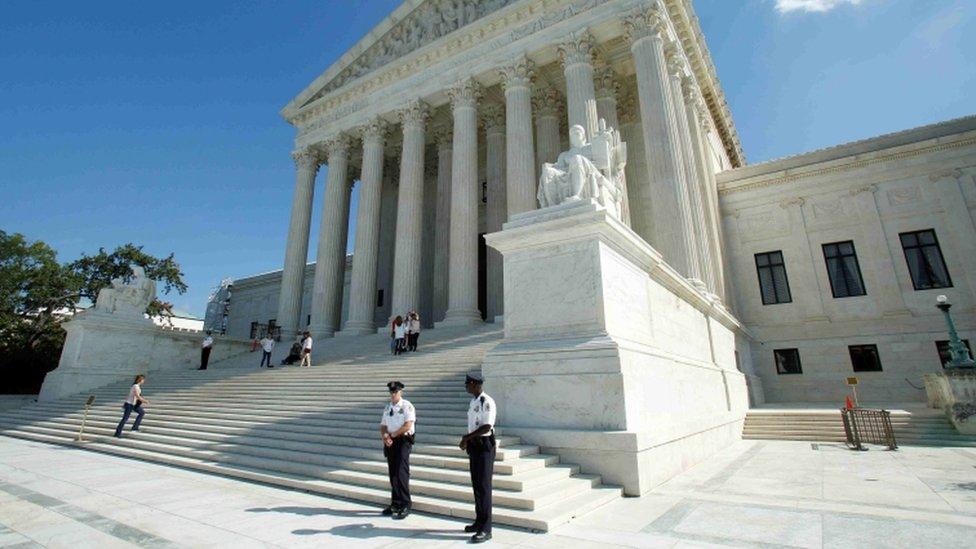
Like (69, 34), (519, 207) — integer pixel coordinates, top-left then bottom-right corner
(840, 408), (898, 451)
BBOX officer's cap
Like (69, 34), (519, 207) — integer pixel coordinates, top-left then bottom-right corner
(387, 381), (405, 392)
(464, 372), (484, 385)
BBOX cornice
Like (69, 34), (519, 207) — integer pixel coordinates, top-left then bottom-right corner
(718, 116), (976, 196)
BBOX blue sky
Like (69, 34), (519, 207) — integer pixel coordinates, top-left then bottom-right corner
(1, 0), (972, 317)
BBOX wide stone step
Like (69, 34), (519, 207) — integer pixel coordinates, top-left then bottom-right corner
(0, 428), (615, 532)
(0, 423), (589, 511)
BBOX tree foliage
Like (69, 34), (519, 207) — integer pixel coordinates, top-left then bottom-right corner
(0, 231), (187, 393)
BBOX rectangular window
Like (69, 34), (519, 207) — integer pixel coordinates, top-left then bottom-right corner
(377, 289), (384, 308)
(249, 322), (258, 339)
(900, 230), (952, 290)
(755, 251), (792, 305)
(822, 240), (866, 298)
(849, 344), (882, 372)
(774, 348), (802, 375)
(936, 340), (973, 368)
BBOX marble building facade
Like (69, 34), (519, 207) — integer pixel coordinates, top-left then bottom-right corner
(213, 0), (975, 406)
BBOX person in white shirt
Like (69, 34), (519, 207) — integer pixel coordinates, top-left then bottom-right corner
(300, 331), (313, 368)
(379, 381), (415, 519)
(259, 335), (275, 368)
(459, 372), (496, 543)
(392, 316), (407, 356)
(407, 312), (421, 352)
(114, 374), (149, 438)
(199, 331), (214, 370)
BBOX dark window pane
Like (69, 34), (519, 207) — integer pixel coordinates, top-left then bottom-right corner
(759, 269), (776, 304)
(901, 230), (952, 290)
(756, 254), (769, 267)
(756, 251), (793, 305)
(774, 348), (802, 375)
(849, 344), (882, 372)
(919, 231), (936, 245)
(839, 241), (854, 255)
(772, 266), (792, 302)
(900, 233), (918, 247)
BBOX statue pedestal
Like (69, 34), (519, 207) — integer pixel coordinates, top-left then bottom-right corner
(923, 370), (976, 434)
(484, 200), (751, 495)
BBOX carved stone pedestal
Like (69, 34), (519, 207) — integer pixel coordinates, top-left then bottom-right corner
(484, 199), (751, 495)
(924, 370), (976, 434)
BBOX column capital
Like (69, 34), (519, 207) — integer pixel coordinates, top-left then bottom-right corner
(359, 117), (390, 145)
(532, 87), (562, 118)
(291, 147), (322, 171)
(499, 56), (535, 91)
(557, 29), (595, 68)
(322, 134), (351, 161)
(432, 124), (453, 150)
(664, 41), (688, 80)
(448, 78), (483, 110)
(595, 67), (619, 101)
(396, 99), (430, 128)
(481, 103), (505, 135)
(622, 3), (668, 45)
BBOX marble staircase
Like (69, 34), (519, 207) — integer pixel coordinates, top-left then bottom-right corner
(743, 406), (976, 447)
(0, 325), (620, 532)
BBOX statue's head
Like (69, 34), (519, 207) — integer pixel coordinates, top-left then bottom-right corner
(569, 125), (586, 148)
(130, 265), (146, 278)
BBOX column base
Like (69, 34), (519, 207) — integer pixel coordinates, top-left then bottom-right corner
(336, 322), (376, 337)
(307, 324), (337, 340)
(436, 310), (483, 328)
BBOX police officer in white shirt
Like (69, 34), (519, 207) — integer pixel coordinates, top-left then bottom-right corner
(379, 380), (415, 519)
(459, 372), (496, 543)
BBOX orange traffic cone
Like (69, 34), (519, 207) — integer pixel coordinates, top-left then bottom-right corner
(845, 395), (854, 410)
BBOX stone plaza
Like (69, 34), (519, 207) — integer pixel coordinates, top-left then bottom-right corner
(3, 0), (976, 545)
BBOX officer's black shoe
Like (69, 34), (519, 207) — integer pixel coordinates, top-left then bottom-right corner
(381, 506), (395, 516)
(464, 524), (479, 533)
(470, 532), (491, 544)
(393, 507), (410, 520)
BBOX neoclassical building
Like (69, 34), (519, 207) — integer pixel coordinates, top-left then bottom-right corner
(214, 0), (975, 405)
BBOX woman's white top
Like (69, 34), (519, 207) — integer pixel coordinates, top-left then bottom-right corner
(125, 384), (141, 405)
(394, 324), (406, 339)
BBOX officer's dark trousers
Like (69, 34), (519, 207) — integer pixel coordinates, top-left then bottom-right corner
(467, 435), (496, 533)
(200, 347), (212, 369)
(386, 437), (412, 510)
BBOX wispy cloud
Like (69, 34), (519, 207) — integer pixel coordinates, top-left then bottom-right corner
(775, 0), (863, 13)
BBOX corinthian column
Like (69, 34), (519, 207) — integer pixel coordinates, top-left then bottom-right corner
(533, 87), (562, 176)
(309, 135), (352, 339)
(499, 56), (536, 217)
(276, 147), (320, 339)
(342, 118), (388, 335)
(484, 104), (506, 322)
(390, 100), (429, 322)
(623, 5), (697, 278)
(681, 77), (723, 298)
(432, 126), (453, 322)
(663, 45), (707, 287)
(441, 78), (483, 326)
(557, 30), (599, 140)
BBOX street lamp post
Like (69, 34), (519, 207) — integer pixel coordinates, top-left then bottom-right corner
(936, 295), (976, 369)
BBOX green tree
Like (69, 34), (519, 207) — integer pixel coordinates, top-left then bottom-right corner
(0, 232), (187, 393)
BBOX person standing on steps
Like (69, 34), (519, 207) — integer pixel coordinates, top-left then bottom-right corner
(459, 372), (496, 544)
(259, 333), (275, 368)
(299, 331), (313, 368)
(407, 311), (421, 352)
(392, 316), (406, 356)
(380, 380), (415, 520)
(198, 331), (214, 370)
(114, 374), (149, 438)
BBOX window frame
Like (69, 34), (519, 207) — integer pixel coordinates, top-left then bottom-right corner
(822, 240), (867, 298)
(849, 344), (883, 372)
(755, 250), (793, 306)
(899, 229), (952, 291)
(773, 348), (803, 375)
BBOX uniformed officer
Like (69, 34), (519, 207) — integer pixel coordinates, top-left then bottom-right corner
(459, 372), (496, 544)
(379, 380), (415, 519)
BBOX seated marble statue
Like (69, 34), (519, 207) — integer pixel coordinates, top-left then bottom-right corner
(537, 121), (627, 219)
(94, 265), (156, 317)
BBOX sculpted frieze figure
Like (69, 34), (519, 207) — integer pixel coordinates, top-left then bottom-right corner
(94, 265), (157, 318)
(538, 121), (628, 219)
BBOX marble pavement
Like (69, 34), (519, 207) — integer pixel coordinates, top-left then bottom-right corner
(1, 436), (974, 548)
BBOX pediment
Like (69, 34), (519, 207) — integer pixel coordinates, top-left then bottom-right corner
(284, 0), (517, 116)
